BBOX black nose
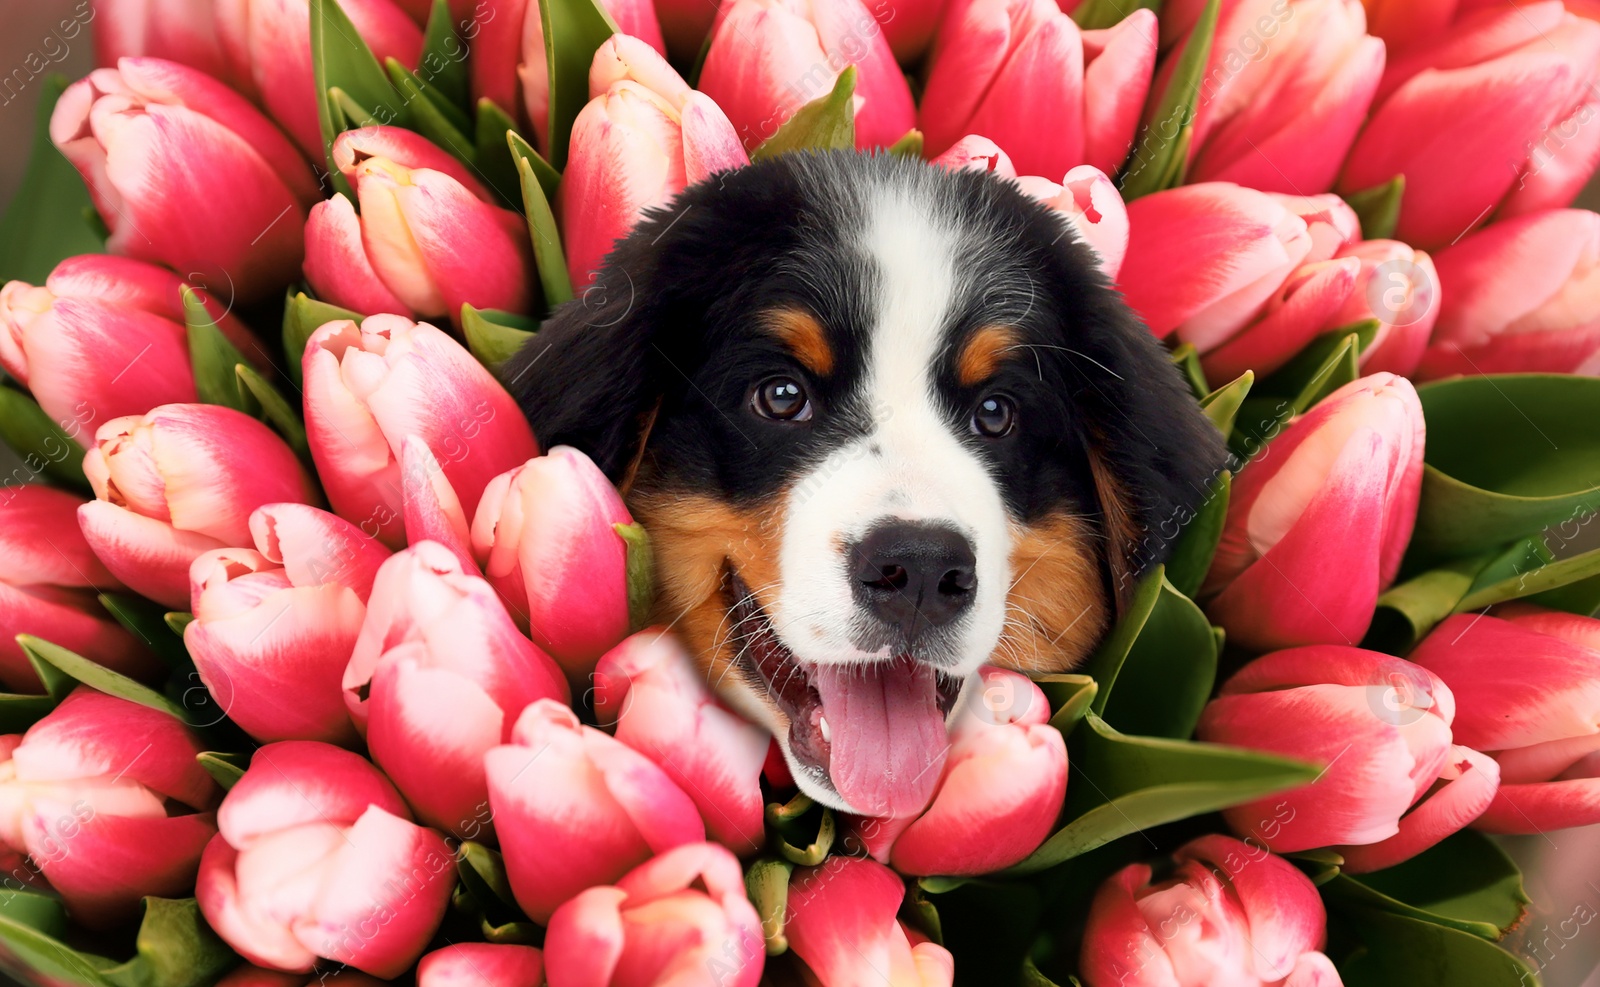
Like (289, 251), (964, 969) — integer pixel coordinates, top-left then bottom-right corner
(850, 522), (977, 641)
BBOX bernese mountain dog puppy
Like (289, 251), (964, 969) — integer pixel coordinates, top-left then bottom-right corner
(506, 150), (1226, 818)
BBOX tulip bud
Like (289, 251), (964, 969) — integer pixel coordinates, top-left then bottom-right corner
(302, 314), (539, 548)
(594, 629), (770, 852)
(0, 687), (219, 929)
(1418, 209), (1600, 378)
(342, 542), (569, 837)
(785, 856), (954, 987)
(417, 944), (545, 987)
(78, 404), (319, 608)
(94, 0), (234, 82)
(50, 58), (319, 303)
(0, 486), (160, 693)
(1197, 646), (1500, 872)
(1014, 165), (1129, 281)
(185, 505), (391, 745)
(928, 134), (1017, 177)
(1201, 374), (1423, 651)
(196, 742), (454, 976)
(700, 0), (916, 152)
(485, 699), (705, 923)
(544, 843), (764, 987)
(1080, 834), (1341, 987)
(1327, 239), (1440, 377)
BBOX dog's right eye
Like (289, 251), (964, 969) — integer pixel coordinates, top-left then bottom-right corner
(751, 377), (813, 422)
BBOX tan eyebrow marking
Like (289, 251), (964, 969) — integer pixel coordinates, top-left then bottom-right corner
(957, 324), (1021, 387)
(764, 308), (834, 376)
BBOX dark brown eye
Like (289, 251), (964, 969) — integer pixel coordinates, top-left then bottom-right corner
(972, 395), (1016, 437)
(752, 377), (813, 422)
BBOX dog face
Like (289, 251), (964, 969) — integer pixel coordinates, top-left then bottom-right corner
(509, 151), (1225, 816)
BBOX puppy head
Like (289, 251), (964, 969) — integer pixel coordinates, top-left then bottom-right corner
(508, 151), (1226, 815)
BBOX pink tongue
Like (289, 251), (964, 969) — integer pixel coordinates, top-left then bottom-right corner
(810, 658), (950, 818)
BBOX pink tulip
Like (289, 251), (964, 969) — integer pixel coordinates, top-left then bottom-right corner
(845, 667), (1065, 876)
(0, 486), (159, 694)
(341, 541), (568, 837)
(1328, 239), (1440, 376)
(920, 4), (1155, 178)
(1080, 834), (1341, 987)
(185, 504), (391, 745)
(594, 628), (770, 852)
(302, 314), (539, 548)
(1197, 646), (1500, 873)
(0, 688), (219, 929)
(215, 967), (386, 987)
(1358, 0), (1460, 55)
(786, 856), (954, 987)
(928, 133), (1016, 176)
(1417, 209), (1600, 379)
(93, 0), (234, 83)
(484, 699), (705, 923)
(544, 843), (764, 987)
(699, 0), (916, 152)
(78, 404), (319, 609)
(470, 446), (637, 680)
(1197, 258), (1364, 383)
(196, 741), (454, 976)
(1200, 374), (1422, 651)
(417, 944), (545, 987)
(1339, 3), (1600, 249)
(216, 0), (423, 156)
(50, 58), (319, 304)
(1014, 165), (1129, 280)
(303, 129), (533, 323)
(1410, 607), (1600, 834)
(561, 36), (749, 285)
(0, 255), (267, 435)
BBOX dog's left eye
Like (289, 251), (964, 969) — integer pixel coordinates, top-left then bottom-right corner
(751, 376), (813, 422)
(972, 395), (1017, 437)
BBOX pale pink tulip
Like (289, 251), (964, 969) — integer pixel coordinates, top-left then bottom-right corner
(785, 856), (954, 987)
(50, 58), (319, 303)
(1014, 165), (1129, 280)
(928, 134), (1017, 176)
(302, 314), (539, 548)
(544, 843), (764, 987)
(1197, 646), (1500, 872)
(196, 742), (454, 976)
(484, 699), (705, 923)
(417, 944), (545, 987)
(0, 688), (218, 929)
(93, 0), (234, 83)
(342, 541), (569, 837)
(1328, 239), (1440, 376)
(78, 404), (318, 608)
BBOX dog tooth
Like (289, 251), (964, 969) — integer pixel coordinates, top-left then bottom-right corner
(819, 715), (832, 744)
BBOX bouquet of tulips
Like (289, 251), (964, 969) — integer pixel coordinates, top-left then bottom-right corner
(3, 0), (1600, 984)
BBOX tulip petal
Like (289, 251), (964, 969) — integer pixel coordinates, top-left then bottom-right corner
(400, 437), (477, 573)
(197, 832), (319, 973)
(304, 196), (412, 319)
(217, 742), (408, 848)
(544, 887), (628, 987)
(1339, 746), (1501, 872)
(27, 807), (215, 930)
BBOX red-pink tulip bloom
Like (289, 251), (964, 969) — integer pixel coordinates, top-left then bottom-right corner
(196, 742), (454, 977)
(302, 314), (539, 548)
(561, 35), (749, 285)
(50, 58), (319, 304)
(1197, 646), (1500, 873)
(0, 687), (219, 929)
(545, 842), (764, 987)
(303, 128), (533, 323)
(1410, 607), (1600, 834)
(418, 944), (545, 987)
(700, 0), (916, 152)
(94, 0), (234, 84)
(1338, 2), (1600, 249)
(1201, 374), (1423, 651)
(1015, 165), (1129, 281)
(342, 541), (569, 837)
(786, 856), (954, 987)
(185, 504), (390, 746)
(928, 133), (1016, 176)
(0, 486), (159, 693)
(920, 4), (1155, 178)
(1417, 209), (1600, 379)
(1080, 834), (1342, 987)
(594, 629), (770, 852)
(78, 404), (319, 609)
(1328, 239), (1440, 377)
(0, 255), (267, 437)
(485, 699), (705, 923)
(846, 667), (1065, 876)
(217, 0), (423, 156)
(471, 447), (638, 680)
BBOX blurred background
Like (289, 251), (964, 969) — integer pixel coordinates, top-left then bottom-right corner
(2, 2), (1600, 984)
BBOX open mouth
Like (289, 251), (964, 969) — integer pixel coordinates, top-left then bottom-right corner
(726, 570), (964, 818)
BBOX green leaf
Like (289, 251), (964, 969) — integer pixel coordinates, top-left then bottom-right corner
(1331, 905), (1538, 986)
(887, 129), (924, 157)
(418, 0), (470, 109)
(1230, 330), (1367, 460)
(1364, 552), (1493, 654)
(1200, 372), (1252, 435)
(456, 841), (523, 916)
(1090, 574), (1217, 740)
(386, 59), (476, 164)
(1164, 470), (1230, 600)
(1169, 343), (1209, 400)
(1009, 714), (1319, 872)
(1457, 540), (1600, 612)
(1348, 830), (1529, 939)
(234, 364), (310, 460)
(514, 152), (575, 307)
(752, 66), (858, 161)
(0, 385), (89, 491)
(310, 0), (408, 179)
(615, 522), (656, 632)
(476, 100), (537, 207)
(1343, 175), (1405, 241)
(0, 890), (114, 987)
(745, 858), (794, 955)
(0, 642), (75, 733)
(1034, 674), (1098, 736)
(165, 613), (194, 636)
(101, 898), (238, 987)
(1267, 321), (1380, 399)
(183, 287), (251, 413)
(1411, 375), (1600, 564)
(197, 752), (249, 790)
(1118, 0), (1219, 198)
(98, 594), (189, 669)
(541, 0), (621, 170)
(462, 304), (539, 372)
(775, 807), (835, 866)
(1528, 571), (1600, 617)
(1071, 0), (1158, 29)
(0, 76), (103, 284)
(282, 292), (362, 385)
(19, 635), (185, 720)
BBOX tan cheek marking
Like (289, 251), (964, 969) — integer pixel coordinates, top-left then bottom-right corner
(995, 513), (1109, 674)
(766, 308), (834, 377)
(957, 324), (1021, 388)
(1087, 445), (1142, 610)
